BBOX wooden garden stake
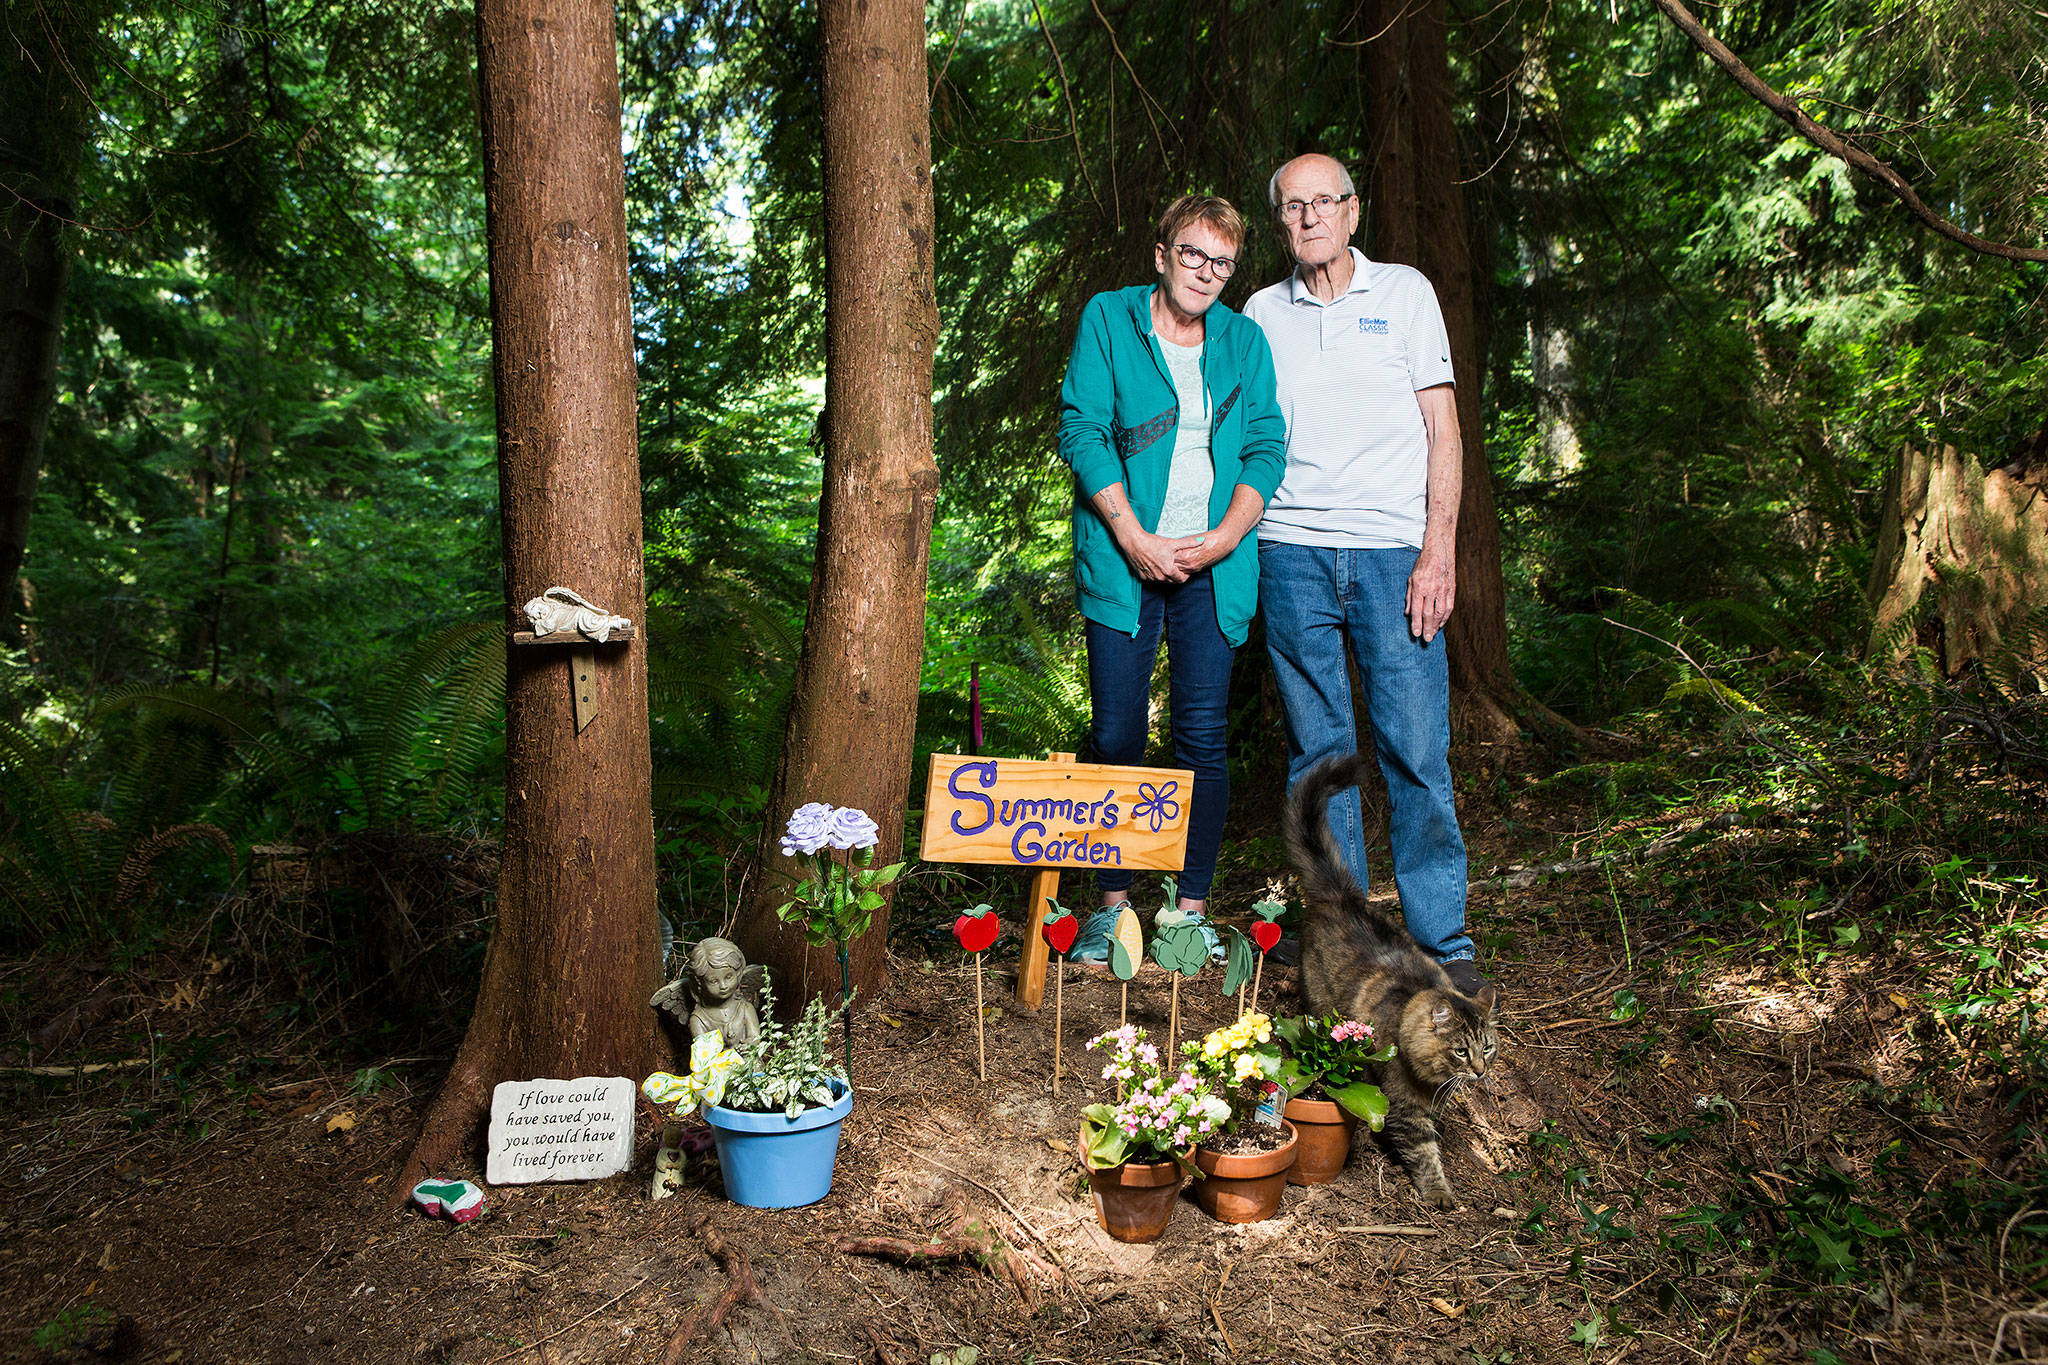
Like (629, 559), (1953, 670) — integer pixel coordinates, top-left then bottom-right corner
(1248, 899), (1285, 1018)
(1169, 975), (1181, 1057)
(1152, 918), (1208, 1063)
(1041, 901), (1078, 1097)
(1110, 905), (1143, 1030)
(953, 904), (1000, 1082)
(1223, 926), (1255, 1023)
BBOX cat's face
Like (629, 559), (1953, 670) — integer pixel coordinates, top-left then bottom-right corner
(1411, 985), (1500, 1088)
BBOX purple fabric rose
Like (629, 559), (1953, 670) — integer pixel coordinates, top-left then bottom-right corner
(824, 806), (879, 851)
(780, 801), (836, 856)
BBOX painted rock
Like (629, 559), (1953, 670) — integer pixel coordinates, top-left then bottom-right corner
(413, 1178), (487, 1224)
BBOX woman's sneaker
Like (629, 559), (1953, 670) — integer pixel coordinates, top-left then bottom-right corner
(1068, 903), (1131, 965)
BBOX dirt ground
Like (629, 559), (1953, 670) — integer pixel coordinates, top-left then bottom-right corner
(0, 797), (2034, 1364)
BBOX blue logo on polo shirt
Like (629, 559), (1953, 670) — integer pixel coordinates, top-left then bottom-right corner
(1358, 317), (1389, 335)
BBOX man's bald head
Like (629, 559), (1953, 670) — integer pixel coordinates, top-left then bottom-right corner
(1267, 153), (1356, 210)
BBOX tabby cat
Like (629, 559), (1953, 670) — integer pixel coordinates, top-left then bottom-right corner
(1286, 752), (1501, 1209)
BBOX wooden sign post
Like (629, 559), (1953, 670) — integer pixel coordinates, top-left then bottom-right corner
(921, 751), (1193, 1009)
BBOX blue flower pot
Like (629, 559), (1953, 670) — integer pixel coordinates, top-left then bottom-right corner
(705, 1081), (853, 1209)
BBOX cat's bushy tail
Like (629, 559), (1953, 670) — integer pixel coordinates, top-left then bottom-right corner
(1284, 753), (1412, 946)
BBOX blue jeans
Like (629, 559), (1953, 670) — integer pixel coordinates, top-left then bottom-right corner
(1258, 542), (1471, 962)
(1082, 570), (1232, 901)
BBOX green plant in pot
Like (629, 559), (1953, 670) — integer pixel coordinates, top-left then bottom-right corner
(1272, 1012), (1395, 1185)
(1181, 1013), (1296, 1223)
(642, 983), (853, 1209)
(1076, 1025), (1229, 1244)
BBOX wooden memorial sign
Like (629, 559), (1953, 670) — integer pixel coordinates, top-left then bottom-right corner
(922, 752), (1193, 1010)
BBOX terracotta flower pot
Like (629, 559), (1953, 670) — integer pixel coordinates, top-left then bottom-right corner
(1083, 1146), (1187, 1244)
(1192, 1121), (1299, 1223)
(1283, 1096), (1358, 1186)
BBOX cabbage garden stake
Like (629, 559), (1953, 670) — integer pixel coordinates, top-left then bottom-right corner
(1041, 899), (1078, 1096)
(954, 903), (1000, 1080)
(1151, 915), (1209, 1059)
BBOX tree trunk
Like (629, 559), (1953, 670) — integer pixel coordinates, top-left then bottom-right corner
(1364, 0), (1521, 745)
(735, 0), (940, 1015)
(1867, 443), (2048, 680)
(398, 0), (659, 1196)
(0, 0), (103, 633)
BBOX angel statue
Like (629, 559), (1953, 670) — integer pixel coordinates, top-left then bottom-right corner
(650, 937), (765, 1049)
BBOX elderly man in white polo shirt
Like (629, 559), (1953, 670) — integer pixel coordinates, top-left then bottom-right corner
(1239, 151), (1479, 992)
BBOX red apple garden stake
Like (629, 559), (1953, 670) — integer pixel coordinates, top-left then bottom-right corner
(954, 903), (1000, 1080)
(1041, 899), (1078, 1095)
(1249, 898), (1285, 1016)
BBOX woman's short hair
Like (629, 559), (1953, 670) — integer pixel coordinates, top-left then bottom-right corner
(1156, 194), (1246, 252)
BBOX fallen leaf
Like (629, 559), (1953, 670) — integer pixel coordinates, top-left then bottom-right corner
(1428, 1297), (1464, 1319)
(326, 1111), (357, 1133)
(1044, 1137), (1072, 1154)
(97, 1242), (115, 1271)
(979, 1005), (1003, 1022)
(1889, 992), (1913, 1011)
(877, 1014), (906, 1028)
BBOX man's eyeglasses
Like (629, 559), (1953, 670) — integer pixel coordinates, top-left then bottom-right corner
(1278, 192), (1356, 223)
(1173, 242), (1238, 278)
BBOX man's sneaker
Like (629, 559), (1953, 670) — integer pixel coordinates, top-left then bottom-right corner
(1068, 903), (1130, 965)
(1155, 906), (1227, 962)
(1442, 958), (1490, 996)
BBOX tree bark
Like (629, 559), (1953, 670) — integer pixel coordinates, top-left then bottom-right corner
(1867, 443), (2048, 680)
(1364, 0), (1521, 745)
(398, 0), (659, 1196)
(0, 0), (104, 633)
(735, 0), (941, 1014)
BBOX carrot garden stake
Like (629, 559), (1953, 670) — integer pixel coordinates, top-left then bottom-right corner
(954, 903), (1000, 1080)
(1042, 899), (1078, 1095)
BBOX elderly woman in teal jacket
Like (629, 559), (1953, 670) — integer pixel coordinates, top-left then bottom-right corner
(1057, 194), (1287, 949)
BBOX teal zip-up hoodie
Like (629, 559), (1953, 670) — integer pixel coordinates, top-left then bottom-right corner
(1057, 285), (1287, 646)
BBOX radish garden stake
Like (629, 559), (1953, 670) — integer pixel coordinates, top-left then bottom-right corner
(1041, 899), (1078, 1095)
(954, 903), (1000, 1080)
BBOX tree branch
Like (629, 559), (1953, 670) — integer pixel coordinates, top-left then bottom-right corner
(1649, 0), (2048, 265)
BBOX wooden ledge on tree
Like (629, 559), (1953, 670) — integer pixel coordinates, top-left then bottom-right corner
(510, 625), (636, 647)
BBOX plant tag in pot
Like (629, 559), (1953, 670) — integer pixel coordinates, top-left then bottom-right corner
(1254, 1085), (1284, 1128)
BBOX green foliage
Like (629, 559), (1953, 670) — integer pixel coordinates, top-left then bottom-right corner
(715, 986), (848, 1120)
(33, 1304), (120, 1352)
(1273, 1012), (1394, 1128)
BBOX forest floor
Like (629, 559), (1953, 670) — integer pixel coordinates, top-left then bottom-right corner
(0, 770), (2040, 1365)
